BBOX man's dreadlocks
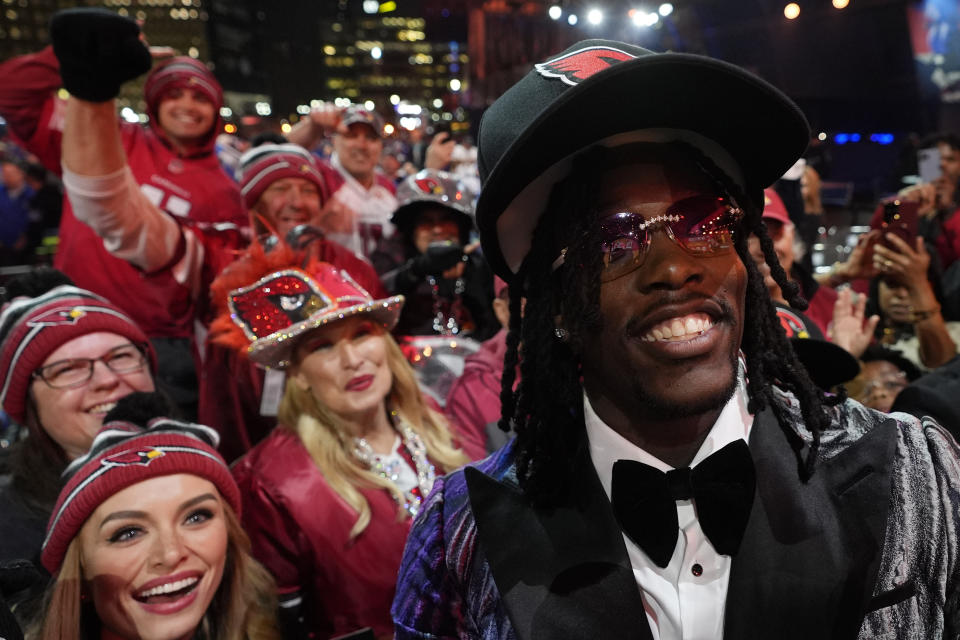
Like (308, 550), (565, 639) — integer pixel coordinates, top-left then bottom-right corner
(497, 142), (843, 505)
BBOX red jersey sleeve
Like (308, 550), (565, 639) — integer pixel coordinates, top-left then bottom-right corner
(0, 46), (65, 172)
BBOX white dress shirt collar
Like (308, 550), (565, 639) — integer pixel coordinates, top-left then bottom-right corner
(585, 373), (753, 500)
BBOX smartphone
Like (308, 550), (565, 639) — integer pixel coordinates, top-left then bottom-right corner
(918, 146), (941, 183)
(881, 199), (919, 249)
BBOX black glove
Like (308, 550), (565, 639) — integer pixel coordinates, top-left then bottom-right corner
(50, 8), (153, 102)
(411, 242), (465, 277)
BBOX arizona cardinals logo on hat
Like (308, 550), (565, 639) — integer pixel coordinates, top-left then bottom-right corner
(415, 177), (444, 195)
(102, 446), (165, 468)
(228, 270), (333, 341)
(26, 306), (89, 328)
(535, 46), (636, 86)
(775, 307), (810, 339)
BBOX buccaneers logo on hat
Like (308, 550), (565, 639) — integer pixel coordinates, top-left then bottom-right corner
(536, 46), (635, 86)
(102, 446), (165, 468)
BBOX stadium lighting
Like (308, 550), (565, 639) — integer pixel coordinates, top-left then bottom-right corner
(587, 8), (603, 25)
(548, 5), (562, 20)
(659, 3), (673, 16)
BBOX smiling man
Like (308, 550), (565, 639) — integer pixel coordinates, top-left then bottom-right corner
(392, 40), (960, 640)
(289, 104), (399, 259)
(0, 9), (245, 420)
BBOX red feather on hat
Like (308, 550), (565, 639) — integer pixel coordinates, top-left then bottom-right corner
(208, 241), (315, 354)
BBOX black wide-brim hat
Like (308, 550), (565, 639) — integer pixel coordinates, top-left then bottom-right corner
(475, 39), (810, 282)
(775, 304), (860, 389)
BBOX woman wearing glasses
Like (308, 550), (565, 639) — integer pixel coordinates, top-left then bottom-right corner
(0, 269), (156, 565)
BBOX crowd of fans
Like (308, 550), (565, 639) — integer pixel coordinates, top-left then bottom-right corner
(1, 7), (960, 640)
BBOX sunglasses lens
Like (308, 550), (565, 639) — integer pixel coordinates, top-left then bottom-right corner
(671, 196), (741, 255)
(599, 213), (649, 281)
(596, 197), (741, 282)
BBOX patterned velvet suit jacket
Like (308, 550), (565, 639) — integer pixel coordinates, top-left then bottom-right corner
(392, 392), (960, 639)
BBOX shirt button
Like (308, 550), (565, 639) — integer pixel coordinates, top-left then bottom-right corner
(691, 563), (703, 577)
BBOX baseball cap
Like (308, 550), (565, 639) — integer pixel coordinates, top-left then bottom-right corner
(775, 304), (860, 389)
(762, 188), (792, 226)
(340, 106), (384, 136)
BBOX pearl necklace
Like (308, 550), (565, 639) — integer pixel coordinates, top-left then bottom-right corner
(352, 412), (437, 518)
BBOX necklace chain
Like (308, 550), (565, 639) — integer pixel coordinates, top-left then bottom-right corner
(353, 411), (436, 517)
(426, 275), (465, 335)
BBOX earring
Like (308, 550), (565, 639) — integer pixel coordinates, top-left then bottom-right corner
(554, 327), (567, 340)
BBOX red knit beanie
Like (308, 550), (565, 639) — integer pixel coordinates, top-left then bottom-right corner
(41, 416), (240, 574)
(144, 56), (223, 121)
(0, 285), (156, 425)
(239, 143), (329, 210)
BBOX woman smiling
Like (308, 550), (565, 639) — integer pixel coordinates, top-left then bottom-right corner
(209, 246), (471, 639)
(29, 393), (278, 640)
(0, 269), (157, 565)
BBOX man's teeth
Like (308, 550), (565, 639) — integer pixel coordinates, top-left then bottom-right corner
(87, 402), (116, 414)
(137, 576), (199, 599)
(641, 313), (714, 342)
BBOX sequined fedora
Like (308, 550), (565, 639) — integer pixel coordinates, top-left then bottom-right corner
(223, 262), (403, 369)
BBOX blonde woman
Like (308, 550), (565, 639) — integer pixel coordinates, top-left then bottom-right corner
(210, 246), (470, 640)
(28, 393), (278, 640)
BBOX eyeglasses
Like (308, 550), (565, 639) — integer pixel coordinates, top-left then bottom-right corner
(32, 343), (148, 389)
(553, 195), (743, 283)
(856, 371), (908, 400)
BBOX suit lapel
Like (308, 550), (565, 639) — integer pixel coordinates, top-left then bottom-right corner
(725, 409), (897, 639)
(465, 441), (652, 640)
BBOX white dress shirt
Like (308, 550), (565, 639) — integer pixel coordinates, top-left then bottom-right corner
(584, 378), (754, 640)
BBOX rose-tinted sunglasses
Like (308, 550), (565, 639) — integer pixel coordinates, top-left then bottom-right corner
(553, 195), (744, 282)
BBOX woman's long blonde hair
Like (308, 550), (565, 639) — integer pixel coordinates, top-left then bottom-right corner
(29, 503), (279, 640)
(278, 329), (469, 538)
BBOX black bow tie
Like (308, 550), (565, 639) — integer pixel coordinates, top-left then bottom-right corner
(610, 439), (756, 568)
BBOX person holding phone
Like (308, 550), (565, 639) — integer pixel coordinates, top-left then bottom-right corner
(869, 231), (960, 370)
(375, 170), (498, 340)
(899, 133), (960, 272)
